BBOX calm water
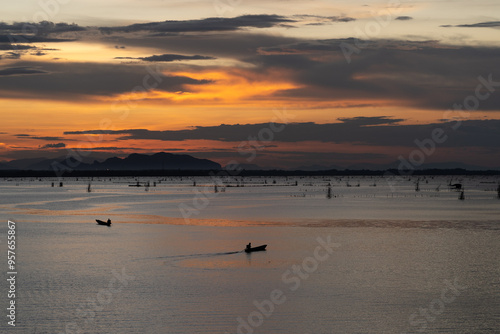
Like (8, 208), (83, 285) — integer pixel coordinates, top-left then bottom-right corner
(0, 176), (499, 333)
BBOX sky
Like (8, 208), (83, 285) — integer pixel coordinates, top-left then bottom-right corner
(1, 0), (500, 169)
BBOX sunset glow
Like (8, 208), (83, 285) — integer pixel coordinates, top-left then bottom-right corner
(1, 1), (500, 169)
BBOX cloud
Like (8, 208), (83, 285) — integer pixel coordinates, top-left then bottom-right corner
(0, 21), (86, 34)
(4, 52), (20, 59)
(395, 16), (413, 21)
(102, 32), (300, 60)
(100, 15), (296, 34)
(2, 19), (500, 112)
(293, 14), (356, 25)
(115, 54), (216, 62)
(0, 66), (48, 76)
(185, 149), (387, 163)
(77, 146), (147, 151)
(31, 51), (46, 56)
(15, 134), (67, 141)
(253, 39), (500, 110)
(442, 21), (500, 28)
(33, 136), (66, 141)
(0, 61), (212, 100)
(39, 142), (66, 149)
(336, 116), (403, 126)
(63, 118), (500, 149)
(0, 34), (75, 43)
(0, 44), (34, 51)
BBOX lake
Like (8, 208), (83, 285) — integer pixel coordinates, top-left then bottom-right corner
(0, 175), (499, 333)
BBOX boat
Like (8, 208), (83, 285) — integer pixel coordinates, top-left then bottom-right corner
(244, 244), (267, 253)
(96, 219), (112, 226)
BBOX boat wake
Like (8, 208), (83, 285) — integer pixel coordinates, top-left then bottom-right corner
(157, 250), (243, 261)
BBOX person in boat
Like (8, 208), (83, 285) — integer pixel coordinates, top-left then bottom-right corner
(246, 242), (251, 250)
(107, 219), (111, 224)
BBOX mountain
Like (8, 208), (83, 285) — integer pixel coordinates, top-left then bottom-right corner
(294, 164), (344, 171)
(416, 162), (493, 171)
(0, 161), (15, 170)
(3, 153), (498, 172)
(5, 157), (47, 169)
(90, 152), (221, 170)
(234, 163), (266, 170)
(5, 152), (221, 171)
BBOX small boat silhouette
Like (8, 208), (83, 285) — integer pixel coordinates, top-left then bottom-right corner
(96, 219), (111, 226)
(244, 244), (267, 253)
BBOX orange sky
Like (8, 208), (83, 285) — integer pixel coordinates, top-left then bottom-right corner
(1, 1), (500, 168)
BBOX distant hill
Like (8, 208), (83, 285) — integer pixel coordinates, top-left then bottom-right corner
(4, 152), (221, 171)
(0, 161), (14, 170)
(90, 152), (221, 170)
(5, 157), (47, 169)
(234, 163), (266, 170)
(2, 152), (498, 173)
(295, 164), (344, 171)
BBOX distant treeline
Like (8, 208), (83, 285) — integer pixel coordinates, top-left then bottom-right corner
(0, 168), (499, 178)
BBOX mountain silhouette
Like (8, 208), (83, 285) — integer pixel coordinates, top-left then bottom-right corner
(3, 152), (221, 171)
(90, 152), (221, 170)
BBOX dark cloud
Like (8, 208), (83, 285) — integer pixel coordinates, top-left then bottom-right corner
(77, 147), (147, 151)
(141, 54), (215, 62)
(0, 148), (117, 161)
(1, 17), (499, 113)
(443, 21), (500, 28)
(39, 143), (66, 149)
(0, 61), (212, 99)
(64, 118), (500, 149)
(293, 14), (356, 25)
(0, 23), (76, 60)
(33, 136), (66, 141)
(395, 16), (413, 21)
(336, 116), (403, 126)
(115, 54), (216, 62)
(15, 134), (65, 140)
(0, 44), (34, 51)
(0, 66), (48, 76)
(253, 39), (500, 110)
(184, 150), (386, 163)
(4, 52), (20, 59)
(0, 34), (75, 43)
(100, 15), (296, 34)
(259, 38), (441, 53)
(104, 32), (300, 60)
(0, 21), (85, 35)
